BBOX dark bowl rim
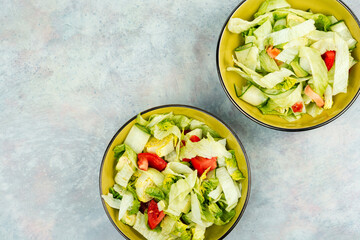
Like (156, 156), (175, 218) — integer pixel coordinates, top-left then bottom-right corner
(216, 0), (360, 132)
(99, 104), (252, 240)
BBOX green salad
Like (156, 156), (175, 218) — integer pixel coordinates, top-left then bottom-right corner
(227, 0), (357, 121)
(102, 112), (245, 240)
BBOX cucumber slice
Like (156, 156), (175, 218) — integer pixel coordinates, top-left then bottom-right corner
(245, 36), (256, 44)
(328, 15), (338, 24)
(124, 124), (151, 153)
(235, 43), (259, 71)
(240, 85), (268, 106)
(330, 20), (357, 49)
(259, 50), (279, 73)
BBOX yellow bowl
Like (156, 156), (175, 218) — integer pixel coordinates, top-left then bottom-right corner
(99, 105), (251, 240)
(217, 0), (360, 131)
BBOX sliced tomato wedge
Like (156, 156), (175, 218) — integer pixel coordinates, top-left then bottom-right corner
(147, 199), (165, 230)
(189, 135), (201, 142)
(321, 51), (336, 71)
(137, 153), (167, 171)
(266, 46), (281, 59)
(182, 158), (191, 162)
(137, 157), (149, 171)
(304, 85), (325, 108)
(291, 102), (303, 113)
(190, 156), (217, 176)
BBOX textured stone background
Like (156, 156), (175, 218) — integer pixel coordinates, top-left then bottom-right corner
(1, 0), (360, 239)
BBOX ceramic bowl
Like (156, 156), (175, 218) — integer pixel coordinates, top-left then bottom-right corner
(217, 0), (360, 131)
(99, 104), (251, 240)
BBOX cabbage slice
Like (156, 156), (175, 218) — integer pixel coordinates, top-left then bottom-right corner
(180, 134), (232, 160)
(216, 167), (239, 212)
(299, 47), (328, 96)
(333, 33), (350, 95)
(101, 193), (121, 209)
(133, 212), (167, 240)
(269, 19), (316, 46)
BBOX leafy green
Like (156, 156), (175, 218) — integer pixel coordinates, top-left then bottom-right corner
(136, 113), (149, 126)
(189, 119), (221, 138)
(254, 0), (291, 18)
(180, 133), (232, 160)
(145, 186), (165, 202)
(314, 14), (332, 31)
(214, 209), (236, 226)
(162, 174), (178, 195)
(225, 150), (245, 181)
(299, 47), (328, 96)
(109, 187), (122, 200)
(208, 202), (223, 218)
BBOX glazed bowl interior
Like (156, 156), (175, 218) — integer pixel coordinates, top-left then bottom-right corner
(217, 0), (360, 131)
(99, 105), (251, 240)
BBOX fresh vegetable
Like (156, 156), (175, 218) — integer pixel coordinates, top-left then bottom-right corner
(227, 0), (357, 121)
(138, 153), (167, 171)
(102, 113), (246, 240)
(190, 156), (217, 177)
(148, 200), (165, 230)
(321, 51), (336, 71)
(304, 85), (324, 107)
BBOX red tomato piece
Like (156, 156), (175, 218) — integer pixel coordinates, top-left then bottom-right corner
(137, 153), (167, 171)
(321, 51), (336, 71)
(189, 135), (201, 142)
(190, 156), (217, 176)
(266, 46), (281, 59)
(137, 156), (148, 171)
(291, 102), (303, 113)
(147, 200), (165, 230)
(182, 158), (191, 162)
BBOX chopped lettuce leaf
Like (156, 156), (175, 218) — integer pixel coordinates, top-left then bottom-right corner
(142, 168), (165, 187)
(118, 192), (134, 220)
(216, 167), (240, 212)
(115, 162), (135, 188)
(102, 193), (121, 209)
(324, 85), (333, 109)
(145, 135), (174, 157)
(189, 192), (213, 228)
(135, 173), (156, 202)
(299, 47), (328, 96)
(167, 171), (197, 216)
(180, 134), (232, 160)
(191, 225), (206, 240)
(269, 83), (303, 108)
(255, 0), (291, 18)
(208, 184), (223, 202)
(333, 33), (350, 95)
(170, 115), (191, 130)
(133, 212), (168, 240)
(269, 19), (316, 46)
(162, 174), (178, 195)
(228, 13), (272, 34)
(136, 113), (149, 126)
(306, 102), (324, 117)
(225, 150), (245, 181)
(162, 162), (193, 177)
(160, 215), (177, 235)
(259, 68), (294, 89)
(189, 119), (221, 138)
(147, 112), (173, 128)
(145, 186), (165, 201)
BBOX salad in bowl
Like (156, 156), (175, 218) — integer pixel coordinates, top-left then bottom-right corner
(100, 107), (249, 240)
